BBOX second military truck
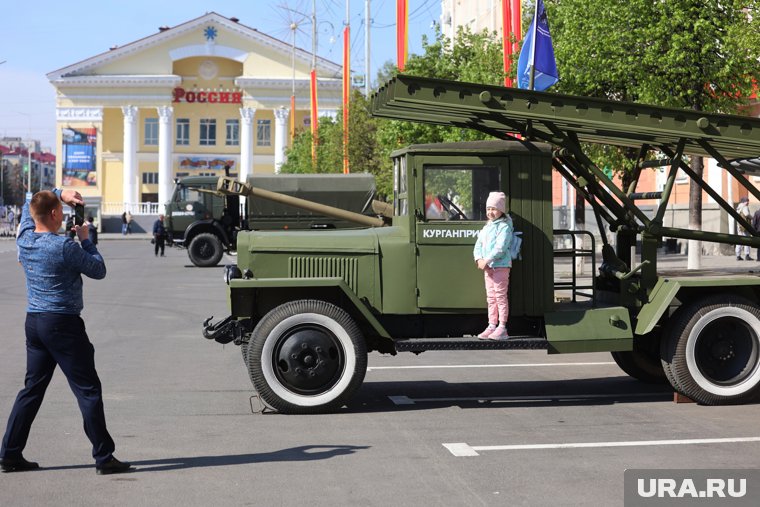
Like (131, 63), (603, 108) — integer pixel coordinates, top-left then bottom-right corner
(166, 173), (377, 267)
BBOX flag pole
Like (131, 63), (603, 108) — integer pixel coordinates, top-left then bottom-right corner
(342, 0), (350, 174)
(528, 1), (537, 90)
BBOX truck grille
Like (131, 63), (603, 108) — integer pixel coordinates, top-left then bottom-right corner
(289, 256), (359, 292)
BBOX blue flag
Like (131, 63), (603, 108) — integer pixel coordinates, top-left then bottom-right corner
(516, 0), (559, 91)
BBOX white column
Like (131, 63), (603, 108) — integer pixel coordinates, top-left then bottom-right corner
(274, 106), (289, 174)
(239, 107), (256, 182)
(157, 105), (174, 207)
(122, 105), (138, 209)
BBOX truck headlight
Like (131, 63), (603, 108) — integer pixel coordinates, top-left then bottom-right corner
(224, 264), (242, 284)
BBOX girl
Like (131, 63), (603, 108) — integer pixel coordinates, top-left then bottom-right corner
(473, 191), (514, 340)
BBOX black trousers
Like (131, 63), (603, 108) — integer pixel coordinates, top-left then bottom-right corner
(154, 236), (165, 256)
(0, 313), (115, 464)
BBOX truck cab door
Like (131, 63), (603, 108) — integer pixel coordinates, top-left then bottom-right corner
(168, 184), (208, 240)
(415, 159), (504, 309)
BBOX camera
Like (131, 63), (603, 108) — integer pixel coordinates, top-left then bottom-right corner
(74, 204), (85, 226)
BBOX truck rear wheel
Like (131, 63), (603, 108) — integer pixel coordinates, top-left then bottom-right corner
(661, 295), (760, 404)
(247, 299), (367, 414)
(188, 233), (224, 267)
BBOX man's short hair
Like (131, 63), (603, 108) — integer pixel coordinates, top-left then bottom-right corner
(30, 191), (59, 222)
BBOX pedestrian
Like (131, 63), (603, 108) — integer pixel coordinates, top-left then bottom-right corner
(121, 211), (128, 235)
(152, 214), (166, 257)
(125, 210), (133, 235)
(86, 215), (98, 245)
(65, 214), (76, 239)
(736, 197), (752, 261)
(0, 189), (131, 475)
(473, 191), (514, 340)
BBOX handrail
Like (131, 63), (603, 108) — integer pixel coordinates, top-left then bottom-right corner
(553, 229), (596, 304)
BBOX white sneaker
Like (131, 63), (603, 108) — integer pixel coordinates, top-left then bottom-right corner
(487, 326), (509, 340)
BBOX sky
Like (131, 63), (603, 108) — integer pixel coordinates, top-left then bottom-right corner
(0, 0), (441, 153)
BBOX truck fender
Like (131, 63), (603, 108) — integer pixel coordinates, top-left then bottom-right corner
(228, 277), (392, 344)
(185, 220), (230, 248)
(635, 277), (760, 335)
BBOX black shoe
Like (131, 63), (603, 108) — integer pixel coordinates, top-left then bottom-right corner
(95, 457), (132, 475)
(747, 255), (754, 261)
(738, 256), (744, 260)
(1, 456), (40, 472)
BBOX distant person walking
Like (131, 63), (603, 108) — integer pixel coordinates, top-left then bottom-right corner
(0, 189), (131, 475)
(86, 215), (98, 245)
(736, 197), (752, 261)
(753, 205), (760, 261)
(126, 211), (133, 235)
(152, 214), (166, 257)
(121, 211), (128, 235)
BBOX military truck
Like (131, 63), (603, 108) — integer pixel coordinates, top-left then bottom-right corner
(166, 173), (377, 267)
(203, 74), (760, 414)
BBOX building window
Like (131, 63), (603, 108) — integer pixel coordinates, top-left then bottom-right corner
(142, 172), (159, 184)
(176, 118), (190, 145)
(226, 119), (240, 146)
(144, 118), (158, 145)
(257, 119), (271, 146)
(200, 119), (216, 146)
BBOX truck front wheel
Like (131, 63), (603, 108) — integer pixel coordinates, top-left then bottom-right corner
(661, 295), (760, 404)
(247, 299), (367, 414)
(188, 233), (224, 267)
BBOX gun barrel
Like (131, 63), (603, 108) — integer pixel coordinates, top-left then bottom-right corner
(218, 177), (385, 228)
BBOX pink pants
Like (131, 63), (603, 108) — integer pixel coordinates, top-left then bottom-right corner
(484, 267), (510, 325)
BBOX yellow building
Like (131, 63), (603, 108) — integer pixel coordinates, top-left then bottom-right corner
(47, 12), (342, 214)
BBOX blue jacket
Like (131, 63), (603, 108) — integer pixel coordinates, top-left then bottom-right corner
(17, 189), (106, 314)
(473, 215), (514, 268)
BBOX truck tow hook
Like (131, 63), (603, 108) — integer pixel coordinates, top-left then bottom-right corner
(202, 315), (239, 344)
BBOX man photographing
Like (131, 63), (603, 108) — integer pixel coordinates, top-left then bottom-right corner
(0, 189), (131, 475)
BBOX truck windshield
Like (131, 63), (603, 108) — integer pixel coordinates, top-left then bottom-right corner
(423, 166), (500, 221)
(175, 185), (206, 203)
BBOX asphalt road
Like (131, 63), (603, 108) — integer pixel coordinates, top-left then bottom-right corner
(0, 239), (759, 506)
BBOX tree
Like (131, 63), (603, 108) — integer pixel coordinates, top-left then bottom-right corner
(548, 0), (760, 267)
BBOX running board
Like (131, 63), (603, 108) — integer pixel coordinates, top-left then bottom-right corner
(394, 336), (548, 352)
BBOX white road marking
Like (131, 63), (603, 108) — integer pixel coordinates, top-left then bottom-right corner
(388, 392), (667, 405)
(368, 361), (615, 371)
(443, 437), (760, 457)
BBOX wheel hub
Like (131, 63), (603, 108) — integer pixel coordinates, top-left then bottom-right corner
(274, 325), (343, 394)
(697, 318), (759, 385)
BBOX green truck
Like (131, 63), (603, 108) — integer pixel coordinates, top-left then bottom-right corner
(166, 173), (377, 267)
(203, 74), (760, 414)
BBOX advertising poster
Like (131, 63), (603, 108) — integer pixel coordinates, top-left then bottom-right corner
(177, 157), (236, 171)
(62, 127), (97, 186)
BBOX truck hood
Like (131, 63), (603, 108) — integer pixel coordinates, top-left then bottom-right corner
(240, 227), (380, 255)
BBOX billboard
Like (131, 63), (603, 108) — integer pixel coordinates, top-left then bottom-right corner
(62, 127), (97, 186)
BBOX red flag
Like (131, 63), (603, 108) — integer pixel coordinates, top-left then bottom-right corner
(343, 25), (350, 174)
(511, 0), (522, 55)
(396, 0), (408, 71)
(310, 69), (318, 165)
(501, 0), (512, 87)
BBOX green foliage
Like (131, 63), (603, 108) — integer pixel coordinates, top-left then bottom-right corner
(548, 0), (760, 176)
